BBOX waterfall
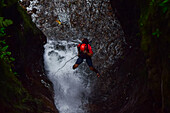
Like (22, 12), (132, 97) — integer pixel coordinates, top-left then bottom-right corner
(24, 0), (125, 112)
(44, 40), (90, 113)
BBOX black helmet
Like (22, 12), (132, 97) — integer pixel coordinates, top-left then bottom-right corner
(82, 38), (89, 44)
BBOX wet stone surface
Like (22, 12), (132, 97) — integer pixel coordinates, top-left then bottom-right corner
(20, 0), (129, 113)
(23, 0), (126, 73)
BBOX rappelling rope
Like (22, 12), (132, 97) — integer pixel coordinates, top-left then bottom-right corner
(53, 39), (100, 76)
(54, 55), (77, 75)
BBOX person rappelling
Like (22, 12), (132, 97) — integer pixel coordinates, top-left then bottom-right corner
(73, 38), (100, 77)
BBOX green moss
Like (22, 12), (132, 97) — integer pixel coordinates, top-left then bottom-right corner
(0, 2), (44, 112)
(0, 59), (43, 113)
(140, 0), (170, 51)
(4, 0), (18, 7)
(139, 0), (170, 112)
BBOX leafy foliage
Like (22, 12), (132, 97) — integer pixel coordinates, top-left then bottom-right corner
(0, 17), (13, 37)
(149, 0), (156, 6)
(0, 17), (13, 28)
(0, 0), (7, 8)
(140, 0), (169, 52)
(0, 17), (14, 64)
(139, 0), (170, 112)
(152, 28), (161, 38)
(159, 0), (169, 13)
(0, 1), (46, 112)
(0, 16), (43, 112)
(0, 27), (6, 37)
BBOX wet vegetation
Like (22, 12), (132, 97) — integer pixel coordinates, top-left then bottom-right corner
(0, 1), (43, 113)
(109, 0), (170, 113)
(0, 0), (57, 113)
(140, 0), (170, 112)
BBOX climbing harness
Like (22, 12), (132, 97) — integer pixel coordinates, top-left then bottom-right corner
(54, 55), (77, 75)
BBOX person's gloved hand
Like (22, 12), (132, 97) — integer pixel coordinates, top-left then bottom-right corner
(83, 50), (87, 54)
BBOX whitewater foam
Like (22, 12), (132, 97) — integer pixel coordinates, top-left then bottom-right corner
(44, 40), (90, 113)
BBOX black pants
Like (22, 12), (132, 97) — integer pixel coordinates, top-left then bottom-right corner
(75, 57), (93, 67)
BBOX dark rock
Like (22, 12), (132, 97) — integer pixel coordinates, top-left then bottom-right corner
(110, 0), (141, 47)
(0, 0), (58, 112)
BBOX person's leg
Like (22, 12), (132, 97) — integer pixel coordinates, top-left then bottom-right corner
(73, 57), (83, 69)
(73, 64), (79, 69)
(86, 58), (100, 77)
(89, 66), (99, 73)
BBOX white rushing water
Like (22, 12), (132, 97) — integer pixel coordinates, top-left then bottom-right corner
(44, 39), (91, 113)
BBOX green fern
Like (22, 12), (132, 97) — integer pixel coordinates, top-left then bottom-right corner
(0, 17), (14, 64)
(149, 0), (155, 6)
(0, 17), (13, 27)
(0, 27), (6, 37)
(0, 0), (7, 7)
(159, 0), (169, 13)
(152, 28), (161, 38)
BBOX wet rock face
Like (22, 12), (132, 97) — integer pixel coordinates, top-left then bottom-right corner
(110, 0), (141, 47)
(19, 0), (170, 113)
(20, 0), (128, 111)
(109, 0), (170, 113)
(23, 0), (126, 76)
(20, 0), (143, 113)
(2, 1), (58, 112)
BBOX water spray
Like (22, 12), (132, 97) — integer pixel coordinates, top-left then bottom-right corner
(54, 55), (77, 75)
